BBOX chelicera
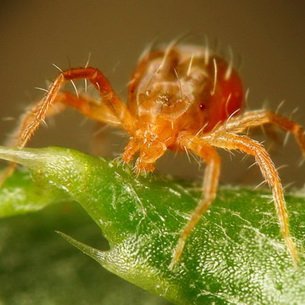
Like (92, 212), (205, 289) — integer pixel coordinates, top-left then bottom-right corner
(1, 43), (305, 268)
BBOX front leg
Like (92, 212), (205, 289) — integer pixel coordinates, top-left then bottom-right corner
(202, 131), (299, 265)
(0, 67), (135, 184)
(170, 134), (221, 269)
(12, 67), (134, 149)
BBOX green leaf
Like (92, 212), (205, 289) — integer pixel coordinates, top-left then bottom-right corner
(0, 201), (168, 305)
(0, 146), (305, 305)
(0, 169), (67, 217)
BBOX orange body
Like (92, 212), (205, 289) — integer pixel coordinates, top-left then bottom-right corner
(127, 46), (243, 150)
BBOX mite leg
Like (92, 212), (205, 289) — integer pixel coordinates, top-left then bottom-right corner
(223, 110), (305, 155)
(203, 131), (299, 265)
(1, 92), (121, 183)
(0, 67), (133, 184)
(49, 92), (122, 157)
(6, 91), (121, 148)
(170, 134), (221, 268)
(14, 67), (134, 149)
(55, 92), (122, 126)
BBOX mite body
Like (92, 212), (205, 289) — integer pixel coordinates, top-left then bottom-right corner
(1, 43), (305, 268)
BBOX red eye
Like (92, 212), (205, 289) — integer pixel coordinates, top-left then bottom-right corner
(199, 103), (206, 111)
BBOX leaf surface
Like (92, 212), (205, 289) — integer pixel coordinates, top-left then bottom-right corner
(0, 146), (305, 305)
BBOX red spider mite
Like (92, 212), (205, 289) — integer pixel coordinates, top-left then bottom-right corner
(1, 42), (305, 269)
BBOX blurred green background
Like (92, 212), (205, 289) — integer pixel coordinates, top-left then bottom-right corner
(0, 1), (304, 186)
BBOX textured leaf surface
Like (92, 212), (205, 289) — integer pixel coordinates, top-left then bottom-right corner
(0, 202), (168, 305)
(0, 146), (305, 305)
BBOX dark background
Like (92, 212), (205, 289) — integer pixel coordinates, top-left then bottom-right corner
(0, 0), (304, 186)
